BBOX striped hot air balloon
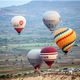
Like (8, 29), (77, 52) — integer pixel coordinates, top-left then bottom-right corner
(54, 27), (76, 55)
(40, 46), (58, 68)
(11, 16), (26, 35)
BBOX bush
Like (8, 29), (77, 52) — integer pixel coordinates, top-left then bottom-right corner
(0, 75), (6, 79)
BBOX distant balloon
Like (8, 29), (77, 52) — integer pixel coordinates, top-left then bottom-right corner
(43, 11), (61, 32)
(27, 49), (42, 70)
(40, 46), (58, 68)
(54, 27), (76, 55)
(11, 16), (26, 35)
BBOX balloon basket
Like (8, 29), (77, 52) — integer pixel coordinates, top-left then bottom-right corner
(18, 32), (21, 35)
(34, 69), (42, 76)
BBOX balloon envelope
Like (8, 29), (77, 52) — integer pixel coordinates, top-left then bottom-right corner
(11, 16), (26, 34)
(43, 11), (61, 32)
(54, 27), (76, 55)
(27, 49), (42, 69)
(40, 46), (58, 68)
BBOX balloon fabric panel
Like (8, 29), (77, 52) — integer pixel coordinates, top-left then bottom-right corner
(54, 28), (76, 53)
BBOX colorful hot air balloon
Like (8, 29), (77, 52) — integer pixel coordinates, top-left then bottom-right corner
(11, 16), (26, 35)
(54, 27), (76, 55)
(40, 46), (58, 68)
(43, 11), (61, 32)
(27, 49), (42, 71)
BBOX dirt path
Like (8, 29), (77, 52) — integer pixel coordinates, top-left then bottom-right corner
(0, 74), (80, 80)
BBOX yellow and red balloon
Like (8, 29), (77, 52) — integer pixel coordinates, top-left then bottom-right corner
(54, 27), (76, 54)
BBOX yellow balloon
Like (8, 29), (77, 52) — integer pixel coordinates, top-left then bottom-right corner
(54, 27), (76, 54)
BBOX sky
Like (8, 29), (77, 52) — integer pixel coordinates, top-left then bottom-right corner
(0, 0), (79, 8)
(0, 0), (32, 8)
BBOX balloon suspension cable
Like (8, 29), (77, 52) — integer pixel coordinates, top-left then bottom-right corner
(34, 68), (41, 76)
(48, 65), (51, 69)
(50, 26), (55, 34)
(50, 30), (53, 34)
(18, 32), (21, 35)
(63, 51), (68, 56)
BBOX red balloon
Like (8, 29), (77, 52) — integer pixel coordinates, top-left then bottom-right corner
(40, 46), (58, 68)
(41, 46), (57, 53)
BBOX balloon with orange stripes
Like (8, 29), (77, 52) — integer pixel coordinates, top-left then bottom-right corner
(54, 27), (76, 55)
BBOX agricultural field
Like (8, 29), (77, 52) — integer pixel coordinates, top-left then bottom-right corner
(0, 44), (80, 74)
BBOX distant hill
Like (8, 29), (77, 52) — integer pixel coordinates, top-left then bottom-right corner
(0, 1), (80, 43)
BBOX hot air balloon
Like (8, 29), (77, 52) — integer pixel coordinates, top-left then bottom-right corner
(54, 27), (76, 55)
(11, 16), (26, 35)
(43, 11), (61, 32)
(40, 46), (58, 68)
(27, 49), (42, 72)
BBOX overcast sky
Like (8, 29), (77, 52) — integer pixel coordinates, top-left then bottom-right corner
(0, 0), (79, 8)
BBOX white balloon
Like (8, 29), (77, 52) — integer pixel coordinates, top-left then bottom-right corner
(43, 11), (61, 31)
(11, 16), (26, 34)
(27, 49), (42, 69)
(11, 16), (26, 28)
